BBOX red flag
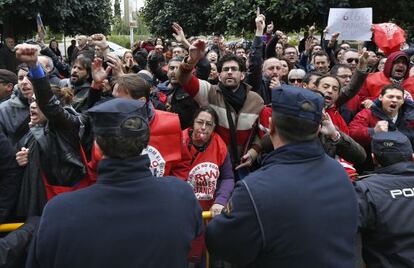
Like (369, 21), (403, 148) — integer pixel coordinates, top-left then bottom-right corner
(373, 23), (406, 56)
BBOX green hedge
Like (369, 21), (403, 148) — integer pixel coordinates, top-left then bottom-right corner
(108, 34), (150, 49)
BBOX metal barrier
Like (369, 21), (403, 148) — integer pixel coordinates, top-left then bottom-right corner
(202, 211), (212, 220)
(0, 222), (23, 233)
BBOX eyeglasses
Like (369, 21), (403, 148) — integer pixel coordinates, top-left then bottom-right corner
(195, 120), (215, 129)
(289, 78), (303, 83)
(337, 74), (352, 79)
(222, 66), (240, 72)
(346, 58), (359, 64)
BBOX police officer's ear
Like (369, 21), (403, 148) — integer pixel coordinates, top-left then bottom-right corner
(268, 117), (275, 136)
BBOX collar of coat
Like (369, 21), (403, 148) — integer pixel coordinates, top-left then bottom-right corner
(262, 139), (325, 166)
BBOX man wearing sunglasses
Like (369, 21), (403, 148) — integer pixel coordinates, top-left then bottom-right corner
(341, 49), (360, 74)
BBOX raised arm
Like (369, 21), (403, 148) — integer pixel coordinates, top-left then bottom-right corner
(15, 44), (80, 130)
(245, 11), (266, 91)
(337, 50), (369, 107)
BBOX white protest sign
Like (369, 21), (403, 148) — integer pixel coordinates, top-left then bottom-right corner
(325, 8), (372, 41)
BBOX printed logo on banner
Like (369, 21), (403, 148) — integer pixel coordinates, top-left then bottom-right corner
(142, 145), (166, 177)
(380, 24), (398, 40)
(188, 162), (220, 200)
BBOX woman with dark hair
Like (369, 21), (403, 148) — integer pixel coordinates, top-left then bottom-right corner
(14, 50), (93, 217)
(183, 106), (234, 265)
(279, 57), (290, 83)
(49, 39), (62, 61)
(183, 106), (234, 213)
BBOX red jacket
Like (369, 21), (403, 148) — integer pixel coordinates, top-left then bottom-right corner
(88, 110), (189, 180)
(182, 129), (228, 211)
(349, 100), (414, 149)
(326, 106), (349, 135)
(358, 51), (414, 102)
(349, 108), (379, 148)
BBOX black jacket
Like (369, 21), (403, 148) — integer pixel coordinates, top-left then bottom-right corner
(0, 88), (30, 148)
(355, 161), (414, 268)
(26, 155), (202, 268)
(0, 217), (39, 268)
(0, 131), (21, 223)
(206, 140), (358, 267)
(15, 77), (85, 217)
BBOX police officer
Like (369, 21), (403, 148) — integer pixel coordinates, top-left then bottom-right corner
(355, 131), (414, 267)
(26, 98), (202, 268)
(205, 85), (358, 267)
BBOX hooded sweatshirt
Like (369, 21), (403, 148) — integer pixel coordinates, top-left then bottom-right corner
(358, 51), (414, 101)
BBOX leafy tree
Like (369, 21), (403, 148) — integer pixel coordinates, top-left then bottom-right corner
(142, 0), (212, 38)
(46, 0), (113, 35)
(114, 0), (122, 18)
(0, 0), (45, 38)
(141, 0), (414, 38)
(206, 0), (352, 35)
(0, 0), (112, 38)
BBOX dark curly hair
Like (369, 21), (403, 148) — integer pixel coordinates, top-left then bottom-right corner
(217, 54), (246, 73)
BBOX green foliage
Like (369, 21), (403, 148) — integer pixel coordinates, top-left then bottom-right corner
(142, 0), (211, 38)
(134, 12), (151, 36)
(108, 35), (131, 48)
(144, 0), (414, 39)
(112, 18), (130, 35)
(46, 0), (113, 35)
(108, 34), (151, 49)
(114, 0), (121, 18)
(0, 0), (112, 38)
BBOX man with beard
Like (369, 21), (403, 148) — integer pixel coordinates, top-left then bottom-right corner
(0, 64), (34, 147)
(59, 56), (92, 112)
(177, 40), (264, 173)
(358, 51), (414, 107)
(154, 57), (201, 129)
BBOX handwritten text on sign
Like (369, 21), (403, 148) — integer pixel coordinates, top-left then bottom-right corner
(326, 8), (372, 41)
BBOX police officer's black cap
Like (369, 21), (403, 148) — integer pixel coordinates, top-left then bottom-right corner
(0, 69), (17, 85)
(88, 98), (148, 137)
(271, 85), (324, 123)
(372, 131), (413, 159)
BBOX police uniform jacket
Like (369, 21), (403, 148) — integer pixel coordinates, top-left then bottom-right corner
(26, 154), (202, 268)
(205, 140), (358, 267)
(355, 161), (414, 268)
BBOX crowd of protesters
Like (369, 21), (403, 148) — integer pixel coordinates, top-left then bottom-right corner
(0, 8), (414, 268)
